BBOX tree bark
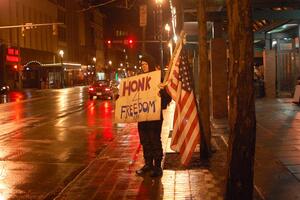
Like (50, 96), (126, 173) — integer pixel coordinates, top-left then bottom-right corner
(198, 0), (211, 158)
(225, 0), (256, 199)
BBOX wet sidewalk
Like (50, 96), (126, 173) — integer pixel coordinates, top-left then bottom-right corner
(55, 98), (300, 200)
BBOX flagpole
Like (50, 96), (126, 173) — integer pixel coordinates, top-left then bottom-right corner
(160, 30), (185, 87)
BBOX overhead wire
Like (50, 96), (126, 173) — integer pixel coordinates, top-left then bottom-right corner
(79, 0), (118, 12)
(79, 0), (137, 12)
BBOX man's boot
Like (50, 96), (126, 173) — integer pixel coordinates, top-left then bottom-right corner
(150, 159), (163, 177)
(136, 158), (153, 176)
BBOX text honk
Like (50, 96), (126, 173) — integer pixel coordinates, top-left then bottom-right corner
(122, 76), (151, 96)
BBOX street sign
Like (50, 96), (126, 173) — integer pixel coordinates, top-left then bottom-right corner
(139, 5), (147, 27)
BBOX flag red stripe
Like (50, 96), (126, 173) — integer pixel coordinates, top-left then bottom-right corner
(179, 113), (199, 154)
(179, 91), (190, 110)
(171, 104), (181, 148)
(177, 94), (193, 138)
(177, 98), (198, 152)
(182, 130), (200, 165)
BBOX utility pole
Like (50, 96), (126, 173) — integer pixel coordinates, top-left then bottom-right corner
(156, 0), (164, 77)
(139, 4), (147, 54)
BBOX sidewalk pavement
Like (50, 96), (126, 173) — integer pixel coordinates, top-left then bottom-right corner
(55, 98), (300, 200)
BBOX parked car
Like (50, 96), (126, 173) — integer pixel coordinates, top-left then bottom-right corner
(0, 84), (10, 95)
(88, 80), (114, 100)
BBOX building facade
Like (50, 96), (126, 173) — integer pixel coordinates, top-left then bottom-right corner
(0, 0), (105, 89)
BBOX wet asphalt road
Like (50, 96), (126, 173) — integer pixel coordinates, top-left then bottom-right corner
(0, 87), (120, 199)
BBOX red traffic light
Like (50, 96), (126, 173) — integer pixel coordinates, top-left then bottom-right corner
(129, 39), (133, 44)
(107, 40), (112, 44)
(13, 65), (18, 70)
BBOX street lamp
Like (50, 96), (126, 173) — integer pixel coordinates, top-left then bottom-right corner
(58, 50), (64, 88)
(59, 50), (64, 64)
(165, 23), (170, 38)
(93, 57), (96, 66)
(155, 0), (164, 78)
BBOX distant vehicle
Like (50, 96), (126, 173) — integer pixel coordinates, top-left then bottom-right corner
(0, 84), (10, 95)
(88, 80), (114, 100)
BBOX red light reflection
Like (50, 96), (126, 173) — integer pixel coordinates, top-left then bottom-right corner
(87, 101), (95, 126)
(86, 101), (114, 160)
(9, 91), (24, 102)
(99, 102), (113, 140)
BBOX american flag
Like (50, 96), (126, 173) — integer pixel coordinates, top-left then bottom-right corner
(166, 49), (201, 166)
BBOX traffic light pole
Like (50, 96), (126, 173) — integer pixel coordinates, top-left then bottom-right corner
(0, 22), (63, 29)
(158, 4), (164, 78)
(0, 22), (63, 38)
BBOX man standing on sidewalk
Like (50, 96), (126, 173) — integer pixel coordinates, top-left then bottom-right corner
(135, 53), (171, 177)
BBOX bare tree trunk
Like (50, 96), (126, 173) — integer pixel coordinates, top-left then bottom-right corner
(225, 0), (256, 199)
(198, 0), (211, 159)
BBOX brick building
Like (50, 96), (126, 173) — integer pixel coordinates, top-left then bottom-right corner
(0, 0), (105, 89)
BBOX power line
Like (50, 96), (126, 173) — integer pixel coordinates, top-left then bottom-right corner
(79, 0), (118, 12)
(79, 0), (137, 12)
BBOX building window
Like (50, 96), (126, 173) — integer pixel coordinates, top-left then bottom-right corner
(91, 28), (95, 45)
(89, 13), (94, 22)
(115, 30), (128, 37)
(58, 9), (66, 24)
(58, 26), (66, 42)
(57, 0), (65, 8)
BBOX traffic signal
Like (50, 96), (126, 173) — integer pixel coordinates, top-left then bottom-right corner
(21, 26), (25, 37)
(106, 40), (112, 48)
(124, 38), (134, 48)
(13, 65), (18, 70)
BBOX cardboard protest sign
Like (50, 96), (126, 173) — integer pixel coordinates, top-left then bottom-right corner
(115, 70), (161, 123)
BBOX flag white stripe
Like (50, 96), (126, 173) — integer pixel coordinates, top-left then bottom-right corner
(181, 126), (200, 165)
(176, 97), (198, 152)
(171, 82), (182, 147)
(170, 104), (181, 151)
(178, 91), (193, 124)
(171, 92), (197, 152)
(181, 118), (200, 163)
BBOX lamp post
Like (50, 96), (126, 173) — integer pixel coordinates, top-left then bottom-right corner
(156, 0), (164, 78)
(59, 50), (64, 88)
(165, 23), (172, 62)
(165, 23), (170, 38)
(92, 57), (96, 82)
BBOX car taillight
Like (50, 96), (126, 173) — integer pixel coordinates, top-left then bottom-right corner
(89, 87), (94, 91)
